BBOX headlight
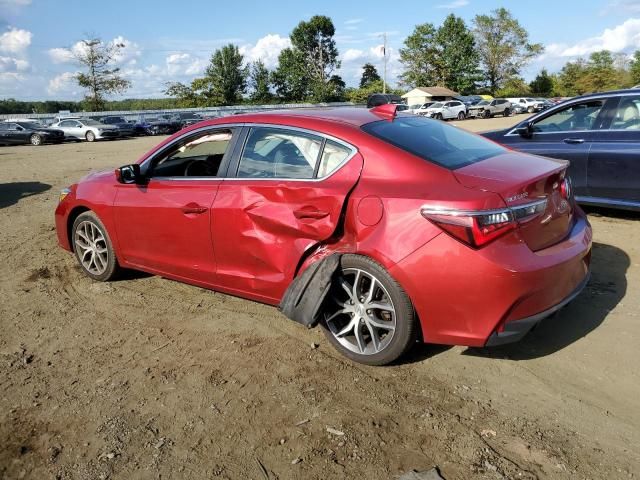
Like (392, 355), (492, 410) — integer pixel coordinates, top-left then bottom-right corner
(59, 187), (71, 203)
(97, 128), (104, 132)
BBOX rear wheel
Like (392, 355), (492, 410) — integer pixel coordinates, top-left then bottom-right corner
(29, 134), (42, 146)
(320, 255), (416, 366)
(503, 108), (510, 117)
(85, 131), (96, 142)
(72, 211), (119, 281)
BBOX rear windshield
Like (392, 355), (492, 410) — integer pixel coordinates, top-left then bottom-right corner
(361, 116), (506, 169)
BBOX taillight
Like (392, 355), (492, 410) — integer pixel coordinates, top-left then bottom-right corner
(421, 208), (516, 248)
(421, 199), (547, 249)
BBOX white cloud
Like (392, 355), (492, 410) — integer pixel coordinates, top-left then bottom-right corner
(0, 0), (31, 6)
(605, 0), (640, 12)
(0, 55), (28, 72)
(48, 36), (140, 65)
(344, 18), (364, 25)
(342, 48), (365, 63)
(166, 52), (207, 76)
(240, 34), (291, 69)
(339, 43), (401, 86)
(47, 71), (79, 96)
(0, 27), (32, 54)
(435, 0), (469, 8)
(542, 18), (640, 58)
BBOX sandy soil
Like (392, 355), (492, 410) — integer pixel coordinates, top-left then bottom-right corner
(1, 116), (639, 480)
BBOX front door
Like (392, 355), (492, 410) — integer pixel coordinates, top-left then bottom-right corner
(212, 126), (363, 303)
(113, 127), (237, 284)
(588, 95), (640, 204)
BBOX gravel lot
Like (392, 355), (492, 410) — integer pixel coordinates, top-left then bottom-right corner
(1, 114), (638, 479)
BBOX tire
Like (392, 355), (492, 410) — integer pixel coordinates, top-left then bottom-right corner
(71, 211), (119, 281)
(483, 109), (491, 119)
(85, 131), (96, 142)
(319, 254), (417, 366)
(457, 111), (465, 120)
(503, 108), (510, 117)
(528, 106), (535, 113)
(30, 134), (42, 146)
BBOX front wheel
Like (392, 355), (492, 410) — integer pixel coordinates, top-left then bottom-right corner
(483, 109), (491, 119)
(528, 106), (535, 113)
(503, 108), (510, 117)
(72, 211), (119, 281)
(30, 134), (42, 146)
(457, 111), (466, 120)
(320, 255), (417, 366)
(85, 131), (96, 142)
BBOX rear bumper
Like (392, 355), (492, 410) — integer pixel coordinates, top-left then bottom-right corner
(484, 271), (590, 346)
(389, 208), (592, 347)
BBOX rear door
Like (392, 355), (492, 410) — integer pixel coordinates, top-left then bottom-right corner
(588, 95), (640, 205)
(5, 123), (28, 144)
(501, 98), (608, 197)
(212, 125), (362, 302)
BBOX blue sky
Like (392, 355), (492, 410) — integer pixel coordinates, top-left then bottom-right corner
(1, 0), (639, 100)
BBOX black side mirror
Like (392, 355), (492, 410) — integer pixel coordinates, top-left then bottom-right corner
(115, 164), (144, 184)
(515, 122), (533, 138)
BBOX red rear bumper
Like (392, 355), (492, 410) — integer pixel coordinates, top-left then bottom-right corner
(389, 209), (592, 347)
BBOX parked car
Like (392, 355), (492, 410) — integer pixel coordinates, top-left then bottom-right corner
(455, 95), (483, 109)
(0, 121), (65, 146)
(171, 112), (204, 128)
(100, 116), (136, 137)
(467, 99), (512, 118)
(506, 98), (544, 113)
(49, 118), (119, 142)
(413, 102), (436, 116)
(136, 116), (182, 136)
(534, 98), (555, 110)
(482, 89), (640, 211)
(511, 103), (527, 114)
(366, 93), (404, 108)
(422, 100), (467, 120)
(55, 106), (591, 365)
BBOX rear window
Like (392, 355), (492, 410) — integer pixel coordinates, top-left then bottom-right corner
(361, 116), (506, 169)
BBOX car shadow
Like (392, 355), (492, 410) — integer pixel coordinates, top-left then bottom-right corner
(583, 206), (640, 221)
(463, 242), (629, 360)
(0, 182), (51, 209)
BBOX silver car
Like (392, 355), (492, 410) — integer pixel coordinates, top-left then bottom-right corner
(49, 118), (120, 142)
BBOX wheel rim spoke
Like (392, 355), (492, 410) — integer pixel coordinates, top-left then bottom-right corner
(364, 319), (381, 352)
(75, 220), (109, 275)
(366, 314), (395, 332)
(367, 301), (394, 312)
(354, 322), (366, 353)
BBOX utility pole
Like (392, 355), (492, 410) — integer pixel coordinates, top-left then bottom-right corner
(382, 32), (387, 94)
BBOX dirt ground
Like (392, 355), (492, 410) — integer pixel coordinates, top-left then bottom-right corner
(1, 115), (639, 480)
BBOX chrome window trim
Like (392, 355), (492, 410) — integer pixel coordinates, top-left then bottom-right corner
(141, 122), (358, 183)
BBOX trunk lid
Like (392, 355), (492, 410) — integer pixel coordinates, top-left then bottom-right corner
(453, 151), (573, 251)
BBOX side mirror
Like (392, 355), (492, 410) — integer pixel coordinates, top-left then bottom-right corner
(115, 164), (144, 184)
(515, 122), (533, 138)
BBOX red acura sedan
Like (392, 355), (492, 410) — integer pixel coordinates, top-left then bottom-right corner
(55, 105), (592, 365)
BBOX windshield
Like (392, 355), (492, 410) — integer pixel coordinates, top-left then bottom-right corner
(476, 101), (489, 106)
(81, 119), (103, 126)
(430, 102), (443, 108)
(361, 116), (506, 170)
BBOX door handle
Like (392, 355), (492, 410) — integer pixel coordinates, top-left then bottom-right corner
(563, 138), (585, 144)
(181, 204), (207, 214)
(293, 208), (330, 220)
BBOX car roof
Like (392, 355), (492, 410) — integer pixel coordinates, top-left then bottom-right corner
(574, 88), (639, 100)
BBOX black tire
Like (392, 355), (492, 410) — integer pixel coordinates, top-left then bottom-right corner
(483, 109), (491, 119)
(71, 211), (119, 281)
(85, 131), (96, 142)
(457, 111), (465, 120)
(319, 254), (417, 366)
(528, 106), (535, 113)
(503, 108), (510, 117)
(30, 134), (42, 146)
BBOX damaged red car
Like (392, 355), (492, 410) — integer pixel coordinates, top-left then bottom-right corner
(55, 105), (592, 365)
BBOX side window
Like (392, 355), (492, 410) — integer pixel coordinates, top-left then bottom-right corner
(0, 123), (7, 131)
(7, 123), (19, 130)
(318, 140), (352, 177)
(533, 100), (605, 133)
(151, 129), (233, 178)
(59, 120), (74, 127)
(237, 127), (322, 179)
(610, 97), (640, 130)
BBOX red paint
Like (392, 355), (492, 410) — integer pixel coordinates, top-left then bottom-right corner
(55, 108), (592, 347)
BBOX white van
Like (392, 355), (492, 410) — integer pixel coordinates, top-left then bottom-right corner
(506, 98), (544, 113)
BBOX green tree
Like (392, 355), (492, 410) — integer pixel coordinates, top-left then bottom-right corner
(204, 44), (247, 105)
(359, 63), (381, 88)
(496, 77), (530, 97)
(271, 48), (309, 101)
(529, 69), (554, 96)
(434, 14), (480, 94)
(557, 59), (588, 96)
(399, 23), (439, 87)
(472, 8), (543, 94)
(249, 60), (272, 103)
(74, 37), (131, 111)
(630, 50), (640, 85)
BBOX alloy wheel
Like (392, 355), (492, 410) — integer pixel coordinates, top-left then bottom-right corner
(30, 134), (42, 146)
(74, 220), (109, 275)
(324, 268), (397, 355)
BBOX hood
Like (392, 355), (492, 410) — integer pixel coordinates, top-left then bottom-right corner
(80, 169), (115, 183)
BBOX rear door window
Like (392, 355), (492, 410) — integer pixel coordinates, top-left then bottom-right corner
(362, 116), (505, 169)
(609, 96), (640, 130)
(533, 100), (605, 133)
